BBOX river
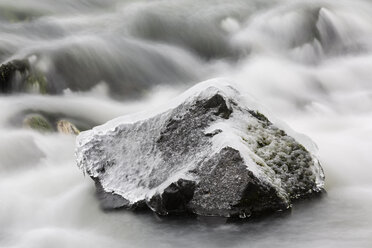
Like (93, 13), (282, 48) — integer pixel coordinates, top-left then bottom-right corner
(0, 0), (372, 247)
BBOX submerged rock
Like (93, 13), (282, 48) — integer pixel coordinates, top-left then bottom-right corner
(23, 114), (53, 133)
(76, 80), (325, 218)
(22, 114), (81, 135)
(0, 59), (29, 93)
(0, 59), (47, 94)
(0, 7), (44, 23)
(15, 109), (94, 135)
(25, 70), (48, 94)
(57, 120), (80, 135)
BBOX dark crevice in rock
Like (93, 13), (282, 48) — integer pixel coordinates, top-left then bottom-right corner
(147, 179), (196, 215)
(203, 94), (232, 119)
(205, 129), (222, 137)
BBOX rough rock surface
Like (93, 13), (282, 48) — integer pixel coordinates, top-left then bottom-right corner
(0, 59), (29, 93)
(76, 80), (325, 218)
(57, 120), (80, 135)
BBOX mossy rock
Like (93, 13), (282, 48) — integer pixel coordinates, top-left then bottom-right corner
(25, 71), (48, 94)
(0, 59), (48, 94)
(23, 114), (53, 133)
(0, 59), (30, 93)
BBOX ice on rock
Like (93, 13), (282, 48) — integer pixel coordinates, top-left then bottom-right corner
(76, 79), (325, 218)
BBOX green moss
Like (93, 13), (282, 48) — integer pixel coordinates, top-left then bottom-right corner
(248, 110), (270, 123)
(256, 161), (265, 167)
(257, 136), (270, 148)
(26, 71), (48, 94)
(1, 58), (48, 94)
(23, 114), (53, 132)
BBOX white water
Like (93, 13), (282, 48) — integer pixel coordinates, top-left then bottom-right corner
(1, 0), (372, 247)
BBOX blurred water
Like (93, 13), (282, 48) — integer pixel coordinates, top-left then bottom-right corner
(1, 0), (372, 247)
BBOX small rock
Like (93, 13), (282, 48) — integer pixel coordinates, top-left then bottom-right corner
(0, 58), (47, 94)
(23, 114), (53, 133)
(0, 59), (29, 93)
(57, 120), (80, 135)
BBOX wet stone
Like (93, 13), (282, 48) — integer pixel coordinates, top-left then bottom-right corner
(76, 81), (325, 218)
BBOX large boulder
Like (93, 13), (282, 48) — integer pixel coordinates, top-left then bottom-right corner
(76, 80), (325, 218)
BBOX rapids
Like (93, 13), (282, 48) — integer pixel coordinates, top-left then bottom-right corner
(1, 0), (372, 247)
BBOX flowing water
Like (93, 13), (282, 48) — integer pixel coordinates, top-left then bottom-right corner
(1, 0), (372, 247)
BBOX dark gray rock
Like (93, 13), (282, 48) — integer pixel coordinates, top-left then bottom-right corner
(0, 59), (47, 94)
(0, 59), (29, 93)
(76, 80), (325, 218)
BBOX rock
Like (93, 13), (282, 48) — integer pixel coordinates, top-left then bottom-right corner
(0, 59), (47, 94)
(23, 114), (53, 133)
(76, 80), (325, 218)
(25, 71), (48, 94)
(13, 109), (96, 134)
(22, 114), (82, 135)
(0, 59), (29, 93)
(0, 7), (43, 23)
(57, 120), (80, 135)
